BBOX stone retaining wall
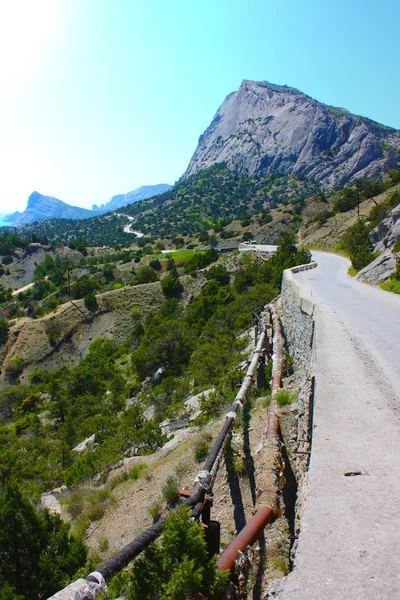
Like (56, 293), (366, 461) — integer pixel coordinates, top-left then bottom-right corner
(279, 263), (318, 550)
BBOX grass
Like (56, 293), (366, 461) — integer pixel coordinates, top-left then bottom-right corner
(163, 249), (205, 263)
(381, 279), (400, 294)
(63, 485), (116, 536)
(129, 463), (148, 480)
(162, 475), (181, 507)
(193, 437), (211, 462)
(274, 389), (294, 406)
(347, 265), (358, 277)
(273, 557), (289, 576)
(148, 499), (163, 523)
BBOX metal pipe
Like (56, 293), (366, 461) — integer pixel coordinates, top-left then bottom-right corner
(215, 304), (283, 576)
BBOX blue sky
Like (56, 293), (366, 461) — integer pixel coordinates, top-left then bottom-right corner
(0, 0), (399, 213)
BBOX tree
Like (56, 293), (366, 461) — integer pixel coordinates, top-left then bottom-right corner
(0, 480), (87, 599)
(71, 276), (98, 300)
(161, 267), (182, 297)
(84, 293), (98, 312)
(131, 267), (159, 285)
(0, 318), (9, 344)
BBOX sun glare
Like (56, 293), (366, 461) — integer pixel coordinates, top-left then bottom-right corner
(0, 0), (64, 83)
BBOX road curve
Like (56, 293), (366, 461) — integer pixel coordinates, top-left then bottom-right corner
(274, 252), (400, 599)
(296, 251), (400, 408)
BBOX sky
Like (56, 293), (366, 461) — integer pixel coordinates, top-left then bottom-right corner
(0, 0), (399, 214)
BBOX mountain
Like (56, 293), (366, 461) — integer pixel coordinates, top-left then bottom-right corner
(6, 184), (172, 226)
(6, 192), (94, 226)
(184, 80), (400, 188)
(92, 184), (172, 213)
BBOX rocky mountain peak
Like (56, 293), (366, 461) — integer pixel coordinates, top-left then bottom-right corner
(184, 80), (400, 188)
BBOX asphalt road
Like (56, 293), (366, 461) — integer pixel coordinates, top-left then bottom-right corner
(296, 251), (400, 408)
(276, 252), (400, 599)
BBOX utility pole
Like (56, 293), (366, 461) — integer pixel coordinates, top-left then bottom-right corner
(66, 257), (71, 298)
(357, 180), (361, 219)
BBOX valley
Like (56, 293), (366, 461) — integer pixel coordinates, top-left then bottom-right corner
(0, 79), (399, 600)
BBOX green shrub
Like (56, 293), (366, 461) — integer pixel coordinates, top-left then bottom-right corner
(132, 266), (159, 285)
(162, 475), (181, 508)
(126, 506), (229, 600)
(381, 280), (400, 294)
(44, 319), (64, 345)
(149, 259), (161, 271)
(193, 437), (211, 462)
(148, 499), (163, 523)
(63, 486), (114, 535)
(5, 357), (24, 381)
(99, 538), (109, 553)
(0, 481), (87, 600)
(273, 556), (289, 575)
(129, 463), (147, 480)
(274, 389), (292, 406)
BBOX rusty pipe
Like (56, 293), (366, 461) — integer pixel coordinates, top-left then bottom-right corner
(215, 304), (283, 576)
(216, 506), (274, 573)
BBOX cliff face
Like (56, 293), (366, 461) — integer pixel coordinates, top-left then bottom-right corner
(184, 80), (400, 188)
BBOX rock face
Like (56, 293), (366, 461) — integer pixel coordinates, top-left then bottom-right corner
(370, 202), (400, 251)
(357, 202), (400, 284)
(6, 192), (94, 225)
(184, 80), (400, 188)
(93, 183), (172, 214)
(356, 250), (397, 284)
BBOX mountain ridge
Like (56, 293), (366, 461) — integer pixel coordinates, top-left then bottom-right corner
(6, 184), (172, 226)
(92, 183), (171, 213)
(183, 79), (400, 187)
(5, 192), (94, 225)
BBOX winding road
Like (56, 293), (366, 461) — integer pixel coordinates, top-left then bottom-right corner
(296, 251), (400, 407)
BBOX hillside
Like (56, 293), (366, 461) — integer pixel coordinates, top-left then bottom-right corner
(184, 80), (400, 187)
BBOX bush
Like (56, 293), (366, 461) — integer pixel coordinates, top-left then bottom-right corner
(45, 319), (64, 345)
(129, 463), (148, 480)
(84, 293), (98, 311)
(381, 280), (400, 294)
(193, 437), (211, 462)
(5, 357), (24, 381)
(162, 475), (180, 508)
(148, 499), (163, 523)
(72, 276), (98, 300)
(132, 266), (159, 285)
(149, 259), (161, 271)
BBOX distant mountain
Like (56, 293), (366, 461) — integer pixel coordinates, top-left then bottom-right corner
(5, 192), (94, 226)
(93, 184), (172, 214)
(6, 184), (172, 226)
(184, 80), (400, 188)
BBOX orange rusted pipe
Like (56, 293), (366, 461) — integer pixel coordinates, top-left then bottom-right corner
(216, 506), (274, 573)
